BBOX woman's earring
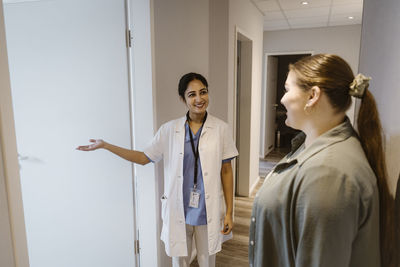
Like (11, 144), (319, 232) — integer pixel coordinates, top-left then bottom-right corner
(304, 104), (311, 115)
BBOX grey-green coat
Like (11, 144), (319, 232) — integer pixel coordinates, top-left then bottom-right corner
(249, 118), (380, 267)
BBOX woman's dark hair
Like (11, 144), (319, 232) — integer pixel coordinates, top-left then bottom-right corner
(289, 54), (395, 267)
(178, 72), (208, 99)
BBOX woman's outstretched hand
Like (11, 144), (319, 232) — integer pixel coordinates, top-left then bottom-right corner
(76, 139), (106, 151)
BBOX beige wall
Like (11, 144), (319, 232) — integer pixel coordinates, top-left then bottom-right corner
(262, 25), (362, 124)
(263, 25), (362, 72)
(153, 0), (210, 127)
(152, 0), (232, 125)
(0, 1), (29, 266)
(358, 0), (400, 193)
(209, 0), (229, 121)
(228, 0), (264, 194)
(0, 146), (15, 267)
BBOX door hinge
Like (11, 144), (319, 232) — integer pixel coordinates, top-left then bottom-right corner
(134, 239), (140, 254)
(126, 29), (132, 48)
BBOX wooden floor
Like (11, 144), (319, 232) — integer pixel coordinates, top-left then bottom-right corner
(190, 149), (285, 266)
(190, 180), (263, 267)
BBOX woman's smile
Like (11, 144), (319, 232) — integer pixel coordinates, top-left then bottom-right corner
(184, 79), (209, 116)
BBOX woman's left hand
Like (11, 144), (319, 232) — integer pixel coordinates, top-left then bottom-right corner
(221, 214), (233, 235)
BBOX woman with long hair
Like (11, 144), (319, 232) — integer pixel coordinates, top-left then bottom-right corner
(250, 54), (394, 267)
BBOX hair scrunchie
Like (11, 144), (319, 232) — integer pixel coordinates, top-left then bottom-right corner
(349, 73), (371, 98)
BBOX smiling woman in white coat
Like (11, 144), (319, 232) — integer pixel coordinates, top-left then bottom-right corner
(77, 72), (239, 267)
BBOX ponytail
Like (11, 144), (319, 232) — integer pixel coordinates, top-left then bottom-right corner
(357, 90), (395, 267)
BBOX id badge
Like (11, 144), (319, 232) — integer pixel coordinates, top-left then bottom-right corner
(189, 188), (201, 208)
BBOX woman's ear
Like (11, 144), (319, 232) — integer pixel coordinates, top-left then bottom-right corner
(307, 86), (321, 107)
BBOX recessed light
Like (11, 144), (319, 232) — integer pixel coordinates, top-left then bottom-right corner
(301, 1), (309, 5)
(348, 16), (354, 19)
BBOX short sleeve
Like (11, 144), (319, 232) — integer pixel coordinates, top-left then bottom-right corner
(222, 123), (238, 160)
(143, 124), (165, 163)
(222, 157), (234, 164)
(293, 166), (360, 267)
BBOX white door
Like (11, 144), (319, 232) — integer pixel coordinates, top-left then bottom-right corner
(3, 1), (136, 266)
(264, 56), (278, 156)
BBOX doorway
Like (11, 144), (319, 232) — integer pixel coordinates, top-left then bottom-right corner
(234, 31), (252, 197)
(260, 53), (311, 176)
(3, 0), (138, 266)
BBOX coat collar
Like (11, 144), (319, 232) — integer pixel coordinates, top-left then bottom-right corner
(174, 112), (216, 134)
(293, 117), (356, 166)
(273, 117), (356, 174)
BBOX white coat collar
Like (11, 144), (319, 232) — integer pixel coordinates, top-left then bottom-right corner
(174, 112), (217, 134)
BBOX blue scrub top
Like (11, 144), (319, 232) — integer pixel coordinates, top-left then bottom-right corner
(145, 122), (234, 226)
(183, 122), (207, 225)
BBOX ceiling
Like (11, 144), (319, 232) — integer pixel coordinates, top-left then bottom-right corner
(252, 0), (363, 31)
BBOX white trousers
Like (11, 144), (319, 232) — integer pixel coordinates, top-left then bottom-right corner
(172, 224), (216, 267)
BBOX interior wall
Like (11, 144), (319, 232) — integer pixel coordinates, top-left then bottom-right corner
(228, 0), (264, 195)
(209, 0), (229, 121)
(0, 4), (15, 266)
(358, 0), (400, 193)
(153, 0), (210, 127)
(0, 145), (15, 267)
(0, 1), (29, 266)
(1, 1), (158, 266)
(263, 25), (361, 72)
(263, 25), (362, 124)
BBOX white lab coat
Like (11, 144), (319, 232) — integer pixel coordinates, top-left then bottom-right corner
(143, 114), (238, 257)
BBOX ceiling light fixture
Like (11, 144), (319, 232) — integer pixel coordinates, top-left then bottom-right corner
(348, 16), (354, 19)
(301, 1), (309, 5)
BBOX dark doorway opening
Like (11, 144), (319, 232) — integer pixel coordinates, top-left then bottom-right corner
(274, 54), (310, 152)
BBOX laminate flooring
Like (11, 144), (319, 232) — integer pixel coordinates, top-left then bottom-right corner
(189, 179), (262, 267)
(190, 148), (286, 266)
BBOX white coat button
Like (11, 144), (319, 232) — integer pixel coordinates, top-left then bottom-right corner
(204, 172), (208, 176)
(207, 218), (212, 223)
(251, 217), (255, 222)
(250, 240), (254, 246)
(179, 220), (183, 224)
(205, 194), (210, 199)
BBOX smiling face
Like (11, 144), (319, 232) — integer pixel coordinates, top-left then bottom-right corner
(280, 71), (310, 130)
(183, 79), (209, 116)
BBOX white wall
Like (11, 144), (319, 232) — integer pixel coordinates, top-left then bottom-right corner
(0, 1), (29, 266)
(228, 0), (264, 195)
(1, 1), (158, 266)
(262, 25), (362, 127)
(358, 0), (400, 193)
